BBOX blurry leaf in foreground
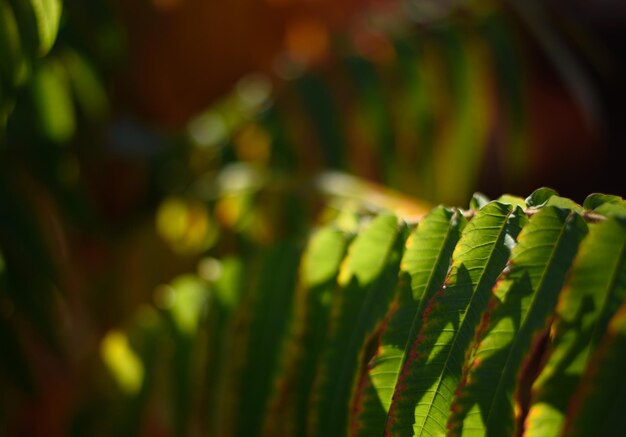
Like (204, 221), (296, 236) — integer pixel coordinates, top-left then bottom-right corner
(32, 60), (75, 143)
(31, 0), (62, 55)
(0, 0), (29, 87)
(62, 49), (109, 121)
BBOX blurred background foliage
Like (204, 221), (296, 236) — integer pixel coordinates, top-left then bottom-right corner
(0, 0), (625, 435)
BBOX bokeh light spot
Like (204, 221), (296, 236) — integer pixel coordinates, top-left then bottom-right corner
(157, 197), (188, 243)
(156, 198), (218, 254)
(197, 257), (223, 282)
(188, 112), (227, 148)
(101, 330), (144, 395)
(236, 73), (273, 112)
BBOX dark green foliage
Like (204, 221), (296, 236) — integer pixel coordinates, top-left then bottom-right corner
(1, 1), (624, 435)
(91, 189), (626, 437)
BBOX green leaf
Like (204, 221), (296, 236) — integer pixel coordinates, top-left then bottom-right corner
(62, 49), (109, 121)
(495, 194), (527, 209)
(525, 217), (626, 436)
(387, 202), (526, 436)
(545, 196), (582, 213)
(310, 213), (407, 437)
(0, 0), (28, 87)
(561, 301), (626, 436)
(235, 242), (302, 437)
(448, 206), (587, 436)
(303, 226), (353, 289)
(336, 214), (404, 288)
(470, 193), (490, 210)
(207, 257), (246, 436)
(583, 193), (626, 218)
(32, 60), (75, 143)
(262, 225), (352, 436)
(29, 0), (61, 55)
(525, 188), (581, 213)
(583, 193), (623, 211)
(160, 276), (210, 436)
(526, 187), (558, 208)
(7, 0), (38, 58)
(349, 206), (466, 437)
(10, 0), (61, 57)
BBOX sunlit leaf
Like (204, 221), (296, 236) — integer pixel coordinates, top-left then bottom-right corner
(387, 202), (526, 436)
(350, 206), (466, 436)
(496, 194), (527, 208)
(583, 193), (626, 218)
(448, 206), (587, 436)
(526, 187), (558, 208)
(30, 0), (62, 55)
(525, 217), (626, 436)
(310, 213), (407, 437)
